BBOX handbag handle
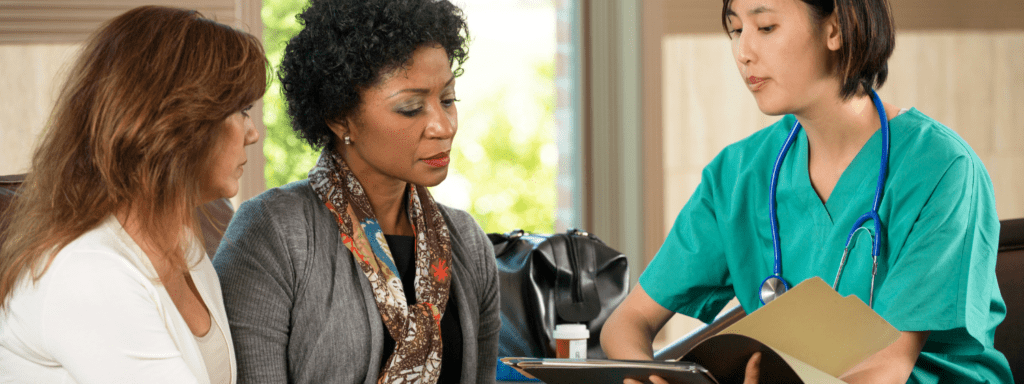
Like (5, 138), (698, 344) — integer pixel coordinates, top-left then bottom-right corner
(488, 229), (525, 256)
(553, 230), (602, 322)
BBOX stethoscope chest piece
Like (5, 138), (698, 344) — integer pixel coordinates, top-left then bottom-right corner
(759, 275), (788, 305)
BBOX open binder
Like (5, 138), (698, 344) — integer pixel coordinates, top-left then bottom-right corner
(502, 277), (901, 384)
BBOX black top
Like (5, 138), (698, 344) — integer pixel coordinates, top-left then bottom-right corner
(380, 234), (463, 382)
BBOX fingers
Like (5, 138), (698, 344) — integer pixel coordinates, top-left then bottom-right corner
(629, 354), (762, 384)
(744, 352), (762, 384)
(624, 375), (669, 384)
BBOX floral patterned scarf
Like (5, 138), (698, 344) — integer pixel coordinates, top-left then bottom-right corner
(309, 149), (453, 384)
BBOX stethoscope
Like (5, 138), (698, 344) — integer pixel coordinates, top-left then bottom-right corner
(759, 89), (889, 308)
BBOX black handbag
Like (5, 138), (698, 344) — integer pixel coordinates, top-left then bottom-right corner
(489, 228), (629, 359)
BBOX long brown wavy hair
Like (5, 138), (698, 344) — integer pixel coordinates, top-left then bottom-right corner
(0, 6), (267, 307)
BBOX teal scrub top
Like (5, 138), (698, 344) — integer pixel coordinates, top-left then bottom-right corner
(641, 109), (1012, 383)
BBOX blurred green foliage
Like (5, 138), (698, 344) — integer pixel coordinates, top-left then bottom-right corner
(444, 62), (556, 234)
(261, 0), (556, 234)
(262, 0), (318, 188)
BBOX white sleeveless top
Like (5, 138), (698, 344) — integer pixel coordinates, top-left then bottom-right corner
(0, 215), (237, 383)
(195, 316), (231, 384)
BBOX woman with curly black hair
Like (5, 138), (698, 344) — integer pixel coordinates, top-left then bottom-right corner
(213, 0), (499, 383)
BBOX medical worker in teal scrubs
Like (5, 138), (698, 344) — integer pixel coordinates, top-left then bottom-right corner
(600, 0), (1012, 382)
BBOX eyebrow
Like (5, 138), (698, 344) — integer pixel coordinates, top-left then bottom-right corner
(386, 75), (456, 99)
(749, 5), (773, 15)
(725, 5), (774, 18)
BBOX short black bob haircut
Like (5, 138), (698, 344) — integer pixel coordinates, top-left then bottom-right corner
(279, 0), (469, 150)
(722, 0), (895, 100)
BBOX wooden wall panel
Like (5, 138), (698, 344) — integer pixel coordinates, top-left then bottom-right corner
(641, 0), (666, 276)
(663, 0), (724, 36)
(0, 0), (237, 44)
(895, 0), (1024, 31)
(662, 0), (1024, 35)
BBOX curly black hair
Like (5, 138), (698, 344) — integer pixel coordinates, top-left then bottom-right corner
(279, 0), (469, 150)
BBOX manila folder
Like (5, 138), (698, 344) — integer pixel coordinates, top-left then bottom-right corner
(684, 277), (901, 382)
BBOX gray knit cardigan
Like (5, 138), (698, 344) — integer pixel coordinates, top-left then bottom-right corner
(213, 180), (500, 384)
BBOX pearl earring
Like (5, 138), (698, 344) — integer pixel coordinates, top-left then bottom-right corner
(344, 135), (352, 145)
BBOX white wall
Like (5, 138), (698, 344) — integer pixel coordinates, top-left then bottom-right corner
(0, 44), (81, 175)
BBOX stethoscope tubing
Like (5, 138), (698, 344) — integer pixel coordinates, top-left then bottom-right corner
(761, 89), (890, 307)
(769, 122), (803, 278)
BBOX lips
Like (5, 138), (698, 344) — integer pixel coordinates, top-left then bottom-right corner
(422, 151), (451, 168)
(747, 76), (768, 91)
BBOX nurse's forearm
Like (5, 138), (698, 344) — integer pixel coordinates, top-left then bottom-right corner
(601, 307), (657, 359)
(838, 330), (929, 384)
(600, 286), (674, 360)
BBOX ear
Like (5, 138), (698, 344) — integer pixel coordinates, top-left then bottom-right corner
(824, 12), (842, 52)
(326, 117), (352, 143)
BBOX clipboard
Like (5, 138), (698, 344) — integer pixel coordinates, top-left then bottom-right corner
(501, 357), (719, 384)
(503, 277), (901, 384)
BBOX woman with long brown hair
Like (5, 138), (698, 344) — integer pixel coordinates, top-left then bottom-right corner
(0, 6), (266, 384)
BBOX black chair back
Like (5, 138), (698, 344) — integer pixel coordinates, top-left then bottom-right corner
(0, 174), (27, 247)
(994, 218), (1024, 381)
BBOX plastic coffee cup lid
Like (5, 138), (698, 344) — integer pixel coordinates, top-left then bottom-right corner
(553, 324), (589, 339)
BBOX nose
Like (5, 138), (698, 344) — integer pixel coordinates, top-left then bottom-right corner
(425, 102), (457, 140)
(244, 118), (260, 146)
(734, 32), (754, 65)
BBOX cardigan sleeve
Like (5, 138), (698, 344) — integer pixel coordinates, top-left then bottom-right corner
(213, 197), (296, 383)
(40, 251), (201, 384)
(471, 217), (500, 383)
(442, 206), (501, 383)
